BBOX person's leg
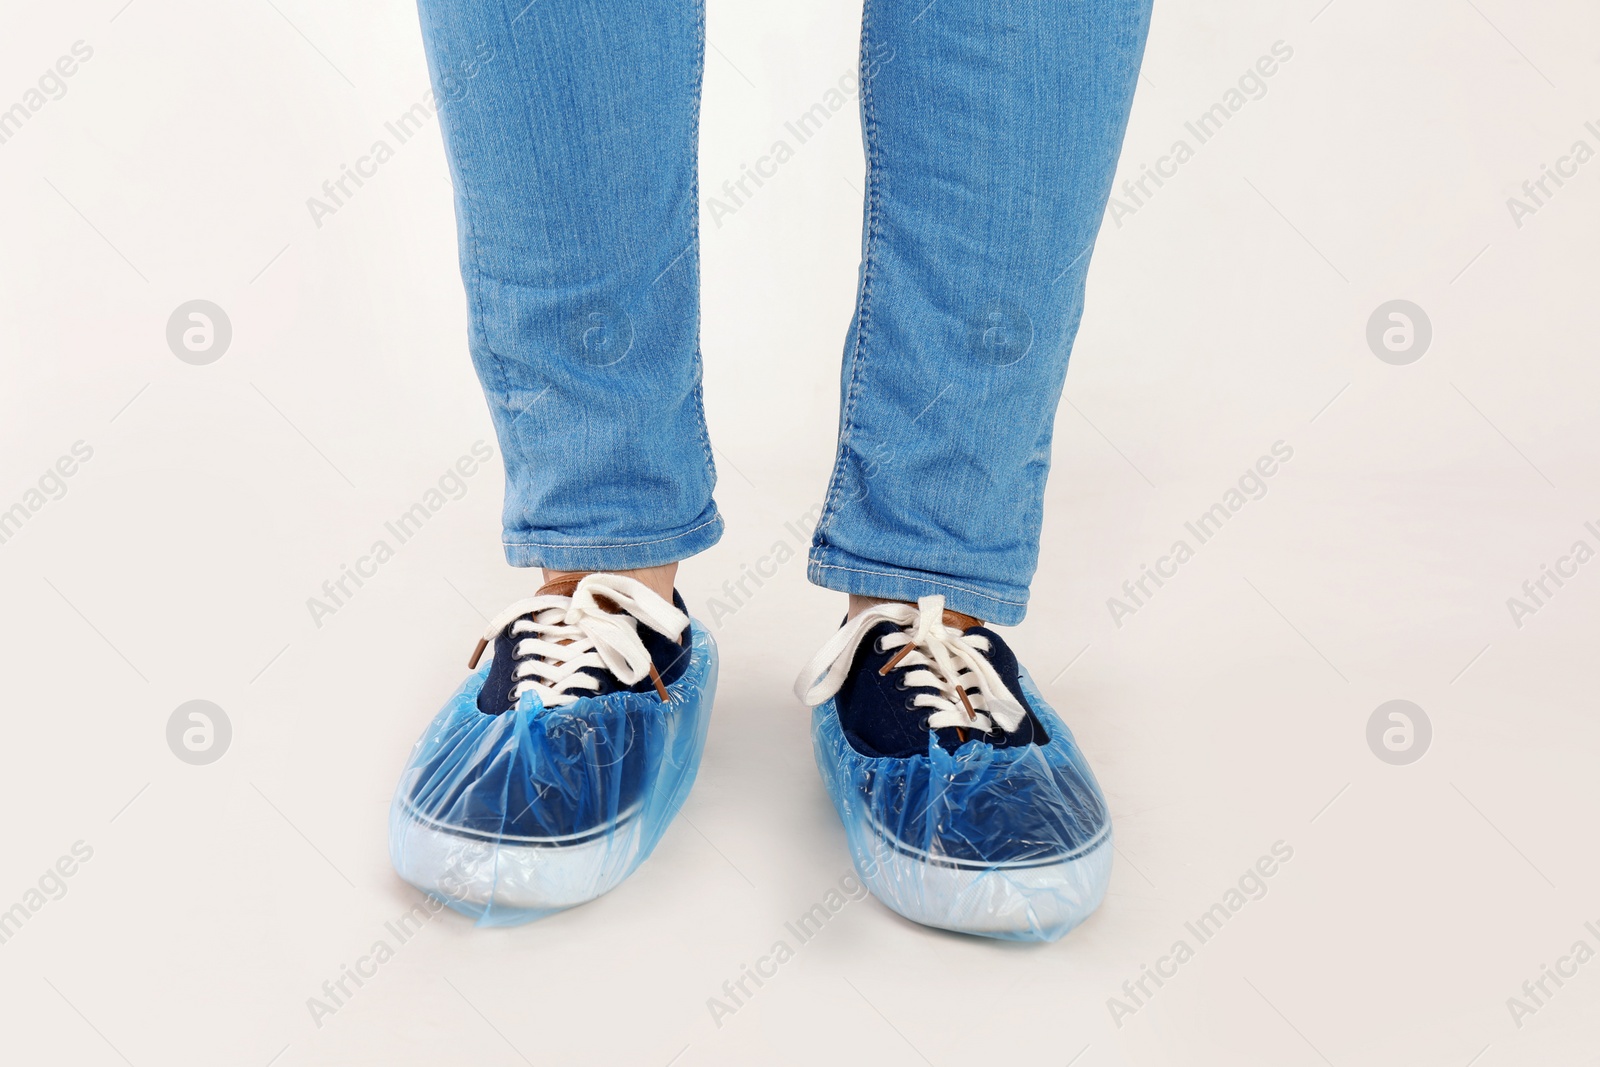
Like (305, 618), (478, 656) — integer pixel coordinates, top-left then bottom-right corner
(393, 0), (717, 927)
(795, 0), (1152, 943)
(417, 0), (719, 588)
(809, 0), (1153, 624)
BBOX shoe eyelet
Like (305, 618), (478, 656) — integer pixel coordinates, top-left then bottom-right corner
(873, 636), (889, 654)
(894, 676), (909, 691)
(918, 717), (931, 731)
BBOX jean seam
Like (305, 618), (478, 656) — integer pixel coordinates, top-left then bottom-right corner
(808, 561), (1029, 608)
(813, 0), (882, 547)
(460, 13), (526, 481)
(687, 0), (717, 492)
(504, 513), (722, 551)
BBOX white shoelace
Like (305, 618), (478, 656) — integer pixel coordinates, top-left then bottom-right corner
(793, 595), (1026, 735)
(476, 574), (688, 708)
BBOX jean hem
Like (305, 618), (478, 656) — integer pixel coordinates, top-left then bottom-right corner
(806, 555), (1028, 626)
(503, 512), (723, 570)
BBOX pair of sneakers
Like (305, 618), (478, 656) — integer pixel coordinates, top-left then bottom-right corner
(389, 573), (1112, 941)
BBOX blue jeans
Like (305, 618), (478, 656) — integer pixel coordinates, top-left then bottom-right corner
(417, 0), (1150, 625)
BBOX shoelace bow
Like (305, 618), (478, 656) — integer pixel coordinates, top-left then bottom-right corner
(469, 574), (688, 708)
(793, 595), (1026, 736)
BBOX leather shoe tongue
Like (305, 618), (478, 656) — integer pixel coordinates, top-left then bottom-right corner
(537, 572), (630, 617)
(942, 608), (984, 630)
(537, 573), (588, 597)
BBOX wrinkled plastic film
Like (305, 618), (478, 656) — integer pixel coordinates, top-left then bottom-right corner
(812, 666), (1112, 942)
(390, 624), (716, 926)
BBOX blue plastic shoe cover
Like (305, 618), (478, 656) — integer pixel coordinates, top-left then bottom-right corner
(812, 666), (1112, 942)
(389, 622), (717, 926)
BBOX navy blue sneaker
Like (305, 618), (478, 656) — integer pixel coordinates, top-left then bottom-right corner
(796, 596), (1112, 941)
(390, 573), (716, 925)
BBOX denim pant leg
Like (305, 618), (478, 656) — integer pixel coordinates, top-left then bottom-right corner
(808, 0), (1153, 624)
(417, 0), (722, 571)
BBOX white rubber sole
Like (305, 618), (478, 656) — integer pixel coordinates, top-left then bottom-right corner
(392, 805), (644, 911)
(857, 816), (1114, 938)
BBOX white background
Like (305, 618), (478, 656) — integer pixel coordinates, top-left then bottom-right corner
(3, 1), (1599, 1064)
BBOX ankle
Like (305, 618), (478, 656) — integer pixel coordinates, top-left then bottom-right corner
(543, 562), (679, 604)
(847, 594), (899, 620)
